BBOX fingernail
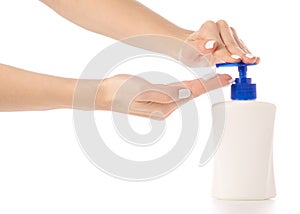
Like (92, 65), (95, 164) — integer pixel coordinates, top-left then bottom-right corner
(231, 54), (241, 60)
(178, 89), (191, 99)
(245, 53), (255, 59)
(228, 78), (235, 84)
(205, 40), (216, 49)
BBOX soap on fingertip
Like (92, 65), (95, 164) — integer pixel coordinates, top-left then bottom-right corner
(231, 54), (241, 60)
(205, 40), (216, 49)
(178, 89), (191, 99)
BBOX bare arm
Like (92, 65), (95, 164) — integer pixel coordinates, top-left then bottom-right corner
(40, 0), (191, 60)
(0, 64), (75, 111)
(0, 64), (232, 117)
(40, 0), (259, 64)
(40, 0), (190, 40)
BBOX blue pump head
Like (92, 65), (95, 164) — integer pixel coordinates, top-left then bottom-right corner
(216, 62), (257, 100)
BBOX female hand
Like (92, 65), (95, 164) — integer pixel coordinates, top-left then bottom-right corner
(0, 64), (231, 118)
(179, 20), (260, 67)
(40, 2), (258, 67)
(94, 73), (232, 120)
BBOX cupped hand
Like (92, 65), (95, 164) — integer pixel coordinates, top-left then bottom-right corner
(179, 20), (260, 67)
(96, 74), (232, 120)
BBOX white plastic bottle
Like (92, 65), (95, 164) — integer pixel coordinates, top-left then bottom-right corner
(211, 63), (276, 200)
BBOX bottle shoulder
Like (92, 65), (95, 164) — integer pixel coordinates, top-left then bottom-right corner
(212, 101), (276, 110)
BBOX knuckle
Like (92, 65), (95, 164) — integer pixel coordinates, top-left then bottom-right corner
(217, 19), (229, 27)
(203, 20), (215, 26)
(201, 20), (216, 30)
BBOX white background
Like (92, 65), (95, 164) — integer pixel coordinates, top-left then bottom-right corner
(0, 0), (299, 213)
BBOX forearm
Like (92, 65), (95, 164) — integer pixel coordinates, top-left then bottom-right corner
(0, 64), (75, 111)
(40, 0), (192, 59)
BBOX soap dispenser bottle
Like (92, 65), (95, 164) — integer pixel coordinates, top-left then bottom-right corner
(211, 62), (276, 200)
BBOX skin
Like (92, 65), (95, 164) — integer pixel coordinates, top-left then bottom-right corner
(0, 64), (231, 119)
(39, 0), (259, 63)
(0, 0), (259, 119)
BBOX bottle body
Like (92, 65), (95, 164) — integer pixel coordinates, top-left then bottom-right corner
(212, 101), (276, 200)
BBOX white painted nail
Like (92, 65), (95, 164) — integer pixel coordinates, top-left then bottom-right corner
(205, 40), (216, 49)
(178, 89), (191, 99)
(231, 54), (241, 60)
(245, 53), (255, 59)
(228, 78), (235, 84)
(202, 73), (217, 80)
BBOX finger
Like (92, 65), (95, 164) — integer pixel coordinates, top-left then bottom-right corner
(195, 20), (242, 62)
(130, 75), (230, 119)
(167, 73), (232, 98)
(187, 21), (221, 55)
(230, 27), (259, 64)
(130, 74), (232, 119)
(216, 20), (246, 60)
(186, 74), (233, 97)
(135, 73), (232, 105)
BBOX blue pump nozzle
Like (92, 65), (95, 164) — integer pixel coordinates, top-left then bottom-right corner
(216, 62), (257, 100)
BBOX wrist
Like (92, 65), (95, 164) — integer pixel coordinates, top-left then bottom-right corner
(71, 78), (108, 111)
(95, 78), (110, 111)
(54, 77), (77, 109)
(173, 28), (193, 41)
(162, 27), (193, 61)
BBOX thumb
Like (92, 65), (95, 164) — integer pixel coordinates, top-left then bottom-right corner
(197, 39), (218, 54)
(185, 31), (218, 55)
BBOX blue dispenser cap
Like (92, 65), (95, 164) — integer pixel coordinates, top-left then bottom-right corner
(216, 62), (257, 100)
